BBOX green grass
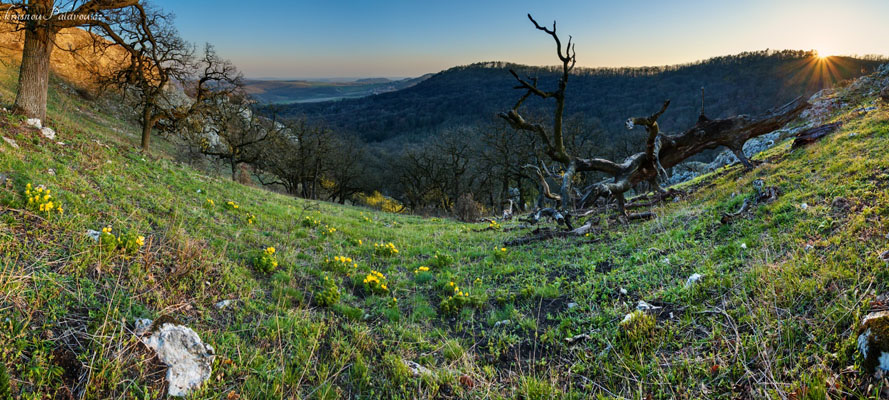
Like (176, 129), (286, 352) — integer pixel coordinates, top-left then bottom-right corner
(2, 62), (889, 399)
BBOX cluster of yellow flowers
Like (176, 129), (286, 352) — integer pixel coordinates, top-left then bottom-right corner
(363, 270), (388, 293)
(247, 214), (256, 224)
(25, 183), (63, 215)
(301, 216), (321, 227)
(98, 226), (145, 253)
(255, 246), (279, 273)
(413, 266), (430, 275)
(374, 242), (399, 256)
(326, 255), (357, 270)
(205, 198), (215, 207)
(448, 281), (469, 297)
(488, 220), (501, 230)
(225, 201), (239, 210)
(321, 225), (337, 236)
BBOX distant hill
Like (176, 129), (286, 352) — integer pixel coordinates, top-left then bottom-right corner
(243, 75), (432, 104)
(276, 50), (885, 143)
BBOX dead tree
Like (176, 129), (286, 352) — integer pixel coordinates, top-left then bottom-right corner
(500, 14), (809, 220)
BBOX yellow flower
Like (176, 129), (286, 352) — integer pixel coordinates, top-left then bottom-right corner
(266, 247), (275, 255)
(500, 247), (507, 252)
(136, 236), (145, 247)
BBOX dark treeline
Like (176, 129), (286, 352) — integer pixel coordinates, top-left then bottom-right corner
(276, 50), (884, 145)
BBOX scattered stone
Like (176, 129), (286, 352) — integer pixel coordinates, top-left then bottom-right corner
(86, 230), (101, 242)
(25, 118), (41, 129)
(40, 127), (55, 140)
(138, 319), (215, 397)
(740, 243), (747, 249)
(685, 273), (703, 288)
(565, 333), (591, 345)
(636, 300), (660, 311)
(494, 319), (511, 327)
(858, 311), (889, 374)
(567, 302), (578, 309)
(805, 244), (814, 252)
(881, 250), (889, 263)
(661, 257), (670, 265)
(2, 136), (19, 149)
(47, 168), (55, 176)
(215, 300), (235, 310)
(134, 318), (153, 336)
(881, 86), (889, 103)
(848, 132), (858, 138)
(855, 106), (877, 114)
(402, 360), (432, 377)
(619, 288), (628, 295)
(800, 203), (808, 210)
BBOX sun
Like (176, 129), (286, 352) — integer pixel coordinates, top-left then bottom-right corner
(815, 49), (835, 59)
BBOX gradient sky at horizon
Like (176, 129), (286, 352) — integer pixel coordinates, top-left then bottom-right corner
(150, 0), (888, 79)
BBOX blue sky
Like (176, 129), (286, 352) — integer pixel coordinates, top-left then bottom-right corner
(150, 0), (889, 79)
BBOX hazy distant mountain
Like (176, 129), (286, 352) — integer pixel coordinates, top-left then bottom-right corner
(243, 75), (432, 104)
(275, 50), (885, 143)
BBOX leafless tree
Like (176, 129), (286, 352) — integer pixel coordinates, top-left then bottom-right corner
(500, 14), (809, 221)
(93, 2), (192, 152)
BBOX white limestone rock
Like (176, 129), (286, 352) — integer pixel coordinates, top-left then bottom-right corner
(138, 320), (215, 397)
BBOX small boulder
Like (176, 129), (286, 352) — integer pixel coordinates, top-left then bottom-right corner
(25, 118), (41, 129)
(685, 273), (703, 288)
(402, 360), (432, 377)
(636, 300), (660, 311)
(40, 127), (55, 140)
(2, 137), (18, 149)
(880, 250), (889, 263)
(86, 230), (101, 242)
(215, 300), (235, 310)
(858, 311), (889, 374)
(881, 86), (889, 103)
(138, 319), (215, 397)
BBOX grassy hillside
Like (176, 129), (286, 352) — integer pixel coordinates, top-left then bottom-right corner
(2, 58), (889, 400)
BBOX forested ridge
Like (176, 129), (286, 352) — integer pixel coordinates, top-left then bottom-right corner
(278, 50), (884, 143)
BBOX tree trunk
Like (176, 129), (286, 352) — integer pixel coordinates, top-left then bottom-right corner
(13, 24), (55, 121)
(141, 107), (153, 152)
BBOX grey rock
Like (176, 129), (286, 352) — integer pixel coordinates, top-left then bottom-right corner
(139, 320), (215, 397)
(215, 300), (235, 310)
(685, 273), (703, 288)
(2, 136), (19, 149)
(494, 319), (511, 327)
(636, 300), (660, 311)
(40, 127), (55, 140)
(86, 230), (101, 242)
(402, 360), (432, 377)
(567, 302), (578, 309)
(25, 118), (41, 129)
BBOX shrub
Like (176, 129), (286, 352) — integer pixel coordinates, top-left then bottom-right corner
(429, 252), (453, 269)
(301, 215), (321, 228)
(25, 183), (63, 215)
(373, 242), (399, 257)
(619, 310), (656, 344)
(362, 270), (389, 295)
(98, 226), (145, 254)
(454, 193), (482, 222)
(314, 276), (340, 307)
(254, 247), (279, 273)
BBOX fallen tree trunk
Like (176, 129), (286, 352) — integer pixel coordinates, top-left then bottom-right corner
(792, 122), (843, 148)
(576, 97), (810, 210)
